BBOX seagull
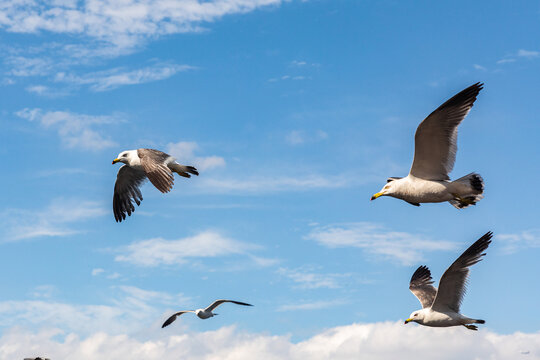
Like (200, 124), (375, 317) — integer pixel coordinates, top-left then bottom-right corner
(371, 83), (484, 209)
(162, 299), (253, 328)
(404, 231), (492, 330)
(112, 148), (198, 222)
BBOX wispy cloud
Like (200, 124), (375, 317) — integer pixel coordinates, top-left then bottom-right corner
(306, 222), (456, 265)
(497, 230), (540, 254)
(277, 267), (350, 289)
(55, 63), (194, 91)
(0, 285), (190, 335)
(166, 141), (226, 171)
(285, 130), (328, 145)
(16, 108), (120, 150)
(0, 198), (107, 241)
(114, 230), (268, 267)
(497, 49), (540, 64)
(0, 0), (290, 50)
(277, 299), (347, 312)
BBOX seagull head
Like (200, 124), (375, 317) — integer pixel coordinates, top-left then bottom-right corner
(404, 310), (425, 325)
(371, 178), (400, 200)
(112, 150), (136, 165)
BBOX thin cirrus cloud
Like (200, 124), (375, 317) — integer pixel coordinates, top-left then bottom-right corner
(1, 322), (538, 359)
(0, 198), (107, 241)
(497, 230), (540, 254)
(277, 267), (350, 289)
(166, 141), (226, 171)
(16, 108), (120, 151)
(497, 48), (540, 64)
(114, 230), (270, 267)
(277, 299), (347, 312)
(54, 63), (194, 92)
(306, 222), (456, 266)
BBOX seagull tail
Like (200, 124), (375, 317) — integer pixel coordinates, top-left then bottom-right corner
(169, 163), (199, 178)
(448, 173), (484, 209)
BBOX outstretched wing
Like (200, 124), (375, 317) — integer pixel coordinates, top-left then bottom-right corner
(409, 83), (483, 180)
(161, 311), (194, 328)
(409, 265), (437, 308)
(205, 299), (253, 312)
(431, 231), (493, 313)
(113, 165), (147, 222)
(138, 148), (175, 193)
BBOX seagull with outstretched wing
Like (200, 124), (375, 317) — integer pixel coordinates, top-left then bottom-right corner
(404, 231), (492, 330)
(371, 83), (485, 209)
(112, 148), (198, 222)
(162, 299), (253, 328)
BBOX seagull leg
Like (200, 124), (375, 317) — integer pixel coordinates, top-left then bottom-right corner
(462, 324), (478, 331)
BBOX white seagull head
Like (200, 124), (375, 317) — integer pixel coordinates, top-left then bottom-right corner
(371, 177), (402, 200)
(405, 309), (426, 325)
(112, 150), (138, 166)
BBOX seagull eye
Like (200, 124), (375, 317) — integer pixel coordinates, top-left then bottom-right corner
(122, 154), (127, 157)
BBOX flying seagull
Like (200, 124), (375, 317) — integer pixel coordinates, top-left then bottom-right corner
(112, 148), (198, 222)
(162, 299), (253, 328)
(371, 83), (484, 209)
(404, 231), (492, 330)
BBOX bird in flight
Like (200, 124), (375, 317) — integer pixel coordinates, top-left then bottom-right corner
(404, 231), (492, 330)
(162, 299), (253, 328)
(112, 148), (198, 222)
(371, 83), (484, 209)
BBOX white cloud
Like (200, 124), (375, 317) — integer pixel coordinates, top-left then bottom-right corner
(115, 230), (264, 267)
(196, 172), (361, 194)
(285, 129), (327, 145)
(0, 0), (291, 49)
(0, 285), (190, 336)
(92, 268), (105, 276)
(0, 322), (539, 360)
(0, 198), (107, 241)
(277, 299), (347, 312)
(16, 108), (120, 150)
(166, 141), (226, 171)
(277, 267), (349, 289)
(306, 222), (456, 265)
(473, 64), (487, 71)
(497, 230), (540, 254)
(517, 49), (540, 58)
(55, 63), (194, 91)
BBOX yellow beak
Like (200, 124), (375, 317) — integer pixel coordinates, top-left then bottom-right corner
(112, 158), (120, 164)
(370, 192), (383, 201)
(404, 318), (412, 324)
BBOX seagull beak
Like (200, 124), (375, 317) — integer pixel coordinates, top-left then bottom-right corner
(404, 318), (412, 324)
(371, 192), (383, 201)
(112, 158), (120, 164)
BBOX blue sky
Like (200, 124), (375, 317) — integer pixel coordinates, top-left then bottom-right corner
(0, 0), (539, 358)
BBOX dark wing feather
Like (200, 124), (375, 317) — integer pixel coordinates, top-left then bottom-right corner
(161, 311), (192, 328)
(410, 83), (483, 180)
(409, 265), (437, 308)
(431, 231), (493, 313)
(113, 165), (147, 222)
(138, 149), (175, 193)
(205, 299), (253, 312)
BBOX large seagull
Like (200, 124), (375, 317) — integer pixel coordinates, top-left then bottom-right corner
(371, 83), (484, 209)
(404, 231), (492, 330)
(112, 148), (198, 222)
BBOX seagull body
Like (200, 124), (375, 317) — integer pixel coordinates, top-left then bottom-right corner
(112, 148), (198, 222)
(162, 299), (253, 328)
(371, 83), (485, 209)
(405, 231), (492, 330)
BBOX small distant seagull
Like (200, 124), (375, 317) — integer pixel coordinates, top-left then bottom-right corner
(112, 148), (198, 222)
(162, 299), (253, 328)
(404, 231), (492, 330)
(371, 83), (484, 209)
(24, 358), (50, 360)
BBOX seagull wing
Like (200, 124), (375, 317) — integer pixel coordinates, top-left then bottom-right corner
(409, 265), (438, 309)
(409, 83), (483, 180)
(138, 148), (175, 193)
(161, 311), (194, 328)
(205, 299), (253, 312)
(431, 231), (493, 313)
(113, 165), (147, 222)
